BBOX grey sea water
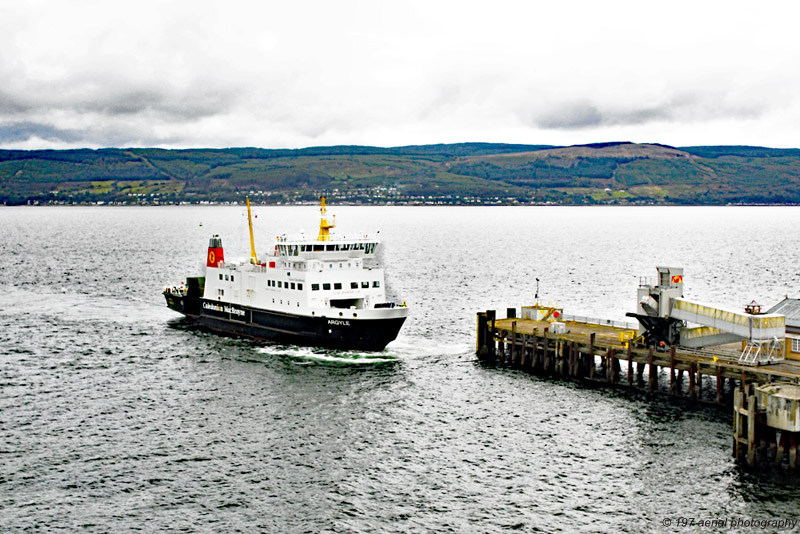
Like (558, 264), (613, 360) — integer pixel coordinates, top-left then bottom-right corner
(2, 205), (800, 533)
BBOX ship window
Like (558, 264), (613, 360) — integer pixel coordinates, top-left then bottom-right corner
(312, 284), (319, 291)
(219, 274), (223, 280)
(217, 288), (224, 296)
(323, 283), (331, 290)
(298, 283), (303, 290)
(334, 283), (342, 290)
(339, 263), (342, 268)
(329, 264), (333, 269)
(278, 281), (282, 288)
(225, 274), (229, 281)
(361, 281), (369, 288)
(326, 245), (335, 251)
(351, 282), (358, 289)
(314, 244), (323, 251)
(373, 281), (380, 288)
(231, 275), (234, 282)
(291, 283), (296, 290)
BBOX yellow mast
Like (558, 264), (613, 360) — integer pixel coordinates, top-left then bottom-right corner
(317, 196), (335, 241)
(246, 197), (258, 263)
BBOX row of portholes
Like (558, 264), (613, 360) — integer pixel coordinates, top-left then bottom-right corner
(272, 298), (300, 307)
(310, 311), (358, 318)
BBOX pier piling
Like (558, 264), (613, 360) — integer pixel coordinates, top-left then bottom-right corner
(477, 308), (800, 471)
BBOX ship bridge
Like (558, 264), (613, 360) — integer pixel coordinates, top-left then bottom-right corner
(274, 238), (380, 260)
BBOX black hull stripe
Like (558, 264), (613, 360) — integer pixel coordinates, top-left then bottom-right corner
(165, 295), (406, 351)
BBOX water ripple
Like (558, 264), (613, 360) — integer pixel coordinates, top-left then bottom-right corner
(2, 206), (800, 533)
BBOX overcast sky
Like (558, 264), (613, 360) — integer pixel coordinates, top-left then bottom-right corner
(1, 0), (798, 150)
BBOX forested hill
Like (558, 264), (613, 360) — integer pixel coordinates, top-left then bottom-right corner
(2, 142), (799, 205)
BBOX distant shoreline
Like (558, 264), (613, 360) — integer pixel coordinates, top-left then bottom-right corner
(4, 201), (798, 208)
(3, 142), (799, 206)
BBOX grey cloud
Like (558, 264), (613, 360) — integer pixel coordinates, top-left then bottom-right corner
(0, 122), (83, 144)
(72, 86), (235, 120)
(529, 95), (768, 131)
(0, 76), (236, 122)
(0, 75), (240, 147)
(536, 104), (674, 129)
(0, 91), (33, 114)
(82, 89), (168, 116)
(535, 102), (604, 129)
(0, 120), (186, 147)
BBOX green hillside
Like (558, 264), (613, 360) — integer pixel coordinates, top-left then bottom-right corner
(1, 142), (799, 205)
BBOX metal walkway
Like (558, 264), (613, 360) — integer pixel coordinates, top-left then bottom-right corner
(670, 298), (785, 341)
(670, 298), (786, 364)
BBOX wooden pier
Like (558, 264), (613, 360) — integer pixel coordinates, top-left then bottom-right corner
(477, 309), (800, 470)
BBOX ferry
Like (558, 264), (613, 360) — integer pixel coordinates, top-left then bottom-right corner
(164, 198), (408, 351)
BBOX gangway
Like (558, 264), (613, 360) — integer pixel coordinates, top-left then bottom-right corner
(670, 298), (785, 365)
(628, 267), (786, 366)
(670, 299), (785, 342)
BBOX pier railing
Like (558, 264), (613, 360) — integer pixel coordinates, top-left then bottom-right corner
(562, 313), (638, 330)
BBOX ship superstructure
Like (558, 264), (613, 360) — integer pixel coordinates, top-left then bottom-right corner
(164, 198), (408, 351)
